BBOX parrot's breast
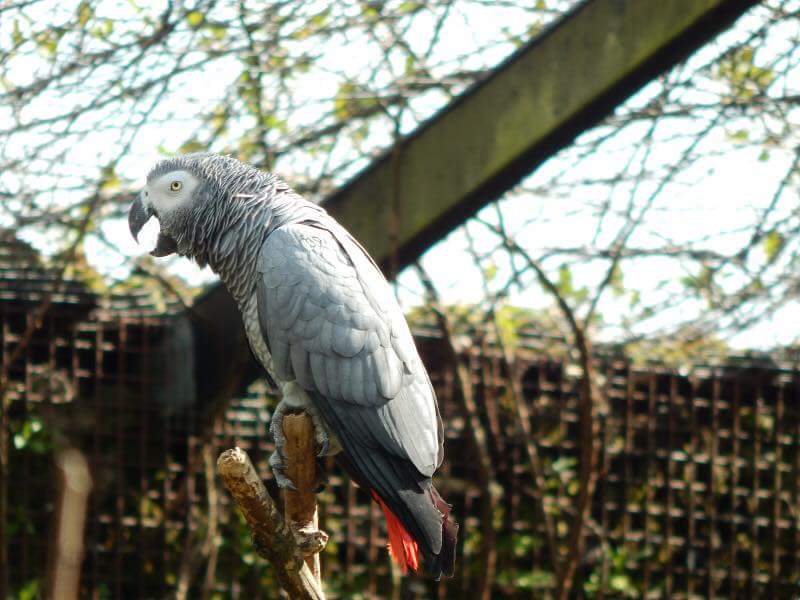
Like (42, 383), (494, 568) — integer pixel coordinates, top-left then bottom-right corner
(242, 293), (278, 381)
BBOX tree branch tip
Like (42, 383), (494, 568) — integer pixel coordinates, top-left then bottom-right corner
(294, 526), (329, 556)
(217, 447), (249, 476)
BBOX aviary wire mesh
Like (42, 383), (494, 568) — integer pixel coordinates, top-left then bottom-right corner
(2, 254), (799, 598)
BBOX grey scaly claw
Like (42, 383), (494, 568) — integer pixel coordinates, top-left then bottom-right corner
(269, 401), (288, 447)
(312, 462), (329, 493)
(269, 383), (339, 486)
(269, 447), (296, 490)
(269, 400), (297, 489)
(316, 434), (328, 458)
(302, 401), (337, 457)
(275, 470), (298, 491)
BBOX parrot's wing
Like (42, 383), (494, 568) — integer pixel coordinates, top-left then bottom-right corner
(255, 222), (443, 478)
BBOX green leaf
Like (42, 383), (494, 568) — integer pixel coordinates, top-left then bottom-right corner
(11, 20), (24, 46)
(682, 266), (713, 293)
(483, 262), (497, 282)
(610, 574), (636, 595)
(552, 456), (576, 474)
(99, 165), (120, 193)
(77, 2), (93, 27)
(91, 19), (114, 39)
(763, 230), (784, 262)
(715, 45), (776, 100)
(179, 139), (205, 153)
(186, 11), (204, 28)
(609, 264), (625, 297)
(261, 113), (288, 133)
(512, 534), (543, 557)
(556, 264), (573, 295)
(516, 569), (554, 590)
(207, 24), (226, 40)
(334, 81), (357, 121)
(398, 1), (423, 13)
(404, 54), (416, 76)
(361, 5), (379, 18)
(728, 128), (749, 143)
(291, 24), (314, 41)
(34, 30), (58, 56)
(17, 579), (40, 600)
(309, 10), (329, 27)
(209, 105), (229, 133)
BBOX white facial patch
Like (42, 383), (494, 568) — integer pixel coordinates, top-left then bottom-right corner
(144, 169), (200, 217)
(137, 216), (162, 253)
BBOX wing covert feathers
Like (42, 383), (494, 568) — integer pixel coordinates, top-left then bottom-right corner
(256, 223), (440, 475)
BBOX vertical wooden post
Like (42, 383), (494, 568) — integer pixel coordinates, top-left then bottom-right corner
(47, 448), (92, 600)
(282, 412), (325, 584)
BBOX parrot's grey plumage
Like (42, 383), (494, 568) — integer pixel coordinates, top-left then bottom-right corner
(129, 153), (457, 578)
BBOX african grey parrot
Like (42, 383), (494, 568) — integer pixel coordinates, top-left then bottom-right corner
(128, 153), (457, 578)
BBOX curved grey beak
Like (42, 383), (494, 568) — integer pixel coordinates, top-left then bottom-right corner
(128, 192), (152, 242)
(128, 192), (178, 257)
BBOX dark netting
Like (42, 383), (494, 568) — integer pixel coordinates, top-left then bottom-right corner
(2, 236), (799, 598)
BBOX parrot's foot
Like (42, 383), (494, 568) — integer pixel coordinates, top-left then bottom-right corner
(269, 381), (340, 489)
(268, 446), (296, 490)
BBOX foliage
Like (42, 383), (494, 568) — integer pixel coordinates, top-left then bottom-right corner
(0, 0), (572, 286)
(10, 414), (52, 454)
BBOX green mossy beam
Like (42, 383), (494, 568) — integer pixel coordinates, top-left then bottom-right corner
(324, 0), (757, 270)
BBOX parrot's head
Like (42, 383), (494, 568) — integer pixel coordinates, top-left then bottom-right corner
(128, 152), (262, 257)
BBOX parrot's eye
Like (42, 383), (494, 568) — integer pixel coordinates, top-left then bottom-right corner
(170, 180), (182, 192)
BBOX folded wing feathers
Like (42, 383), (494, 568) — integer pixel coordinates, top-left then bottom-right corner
(259, 226), (397, 405)
(290, 343), (312, 388)
(256, 223), (441, 474)
(310, 390), (444, 558)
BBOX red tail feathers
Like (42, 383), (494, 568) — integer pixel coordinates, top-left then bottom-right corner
(371, 491), (420, 573)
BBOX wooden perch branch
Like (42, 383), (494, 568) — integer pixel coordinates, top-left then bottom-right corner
(217, 447), (325, 600)
(282, 413), (328, 581)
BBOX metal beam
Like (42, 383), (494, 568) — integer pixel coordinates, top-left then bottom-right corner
(189, 0), (758, 407)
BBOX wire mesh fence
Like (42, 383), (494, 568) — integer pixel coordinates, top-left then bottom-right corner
(2, 270), (800, 598)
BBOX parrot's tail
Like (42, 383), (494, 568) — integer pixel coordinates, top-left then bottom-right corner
(372, 485), (458, 579)
(429, 485), (458, 579)
(372, 491), (420, 573)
